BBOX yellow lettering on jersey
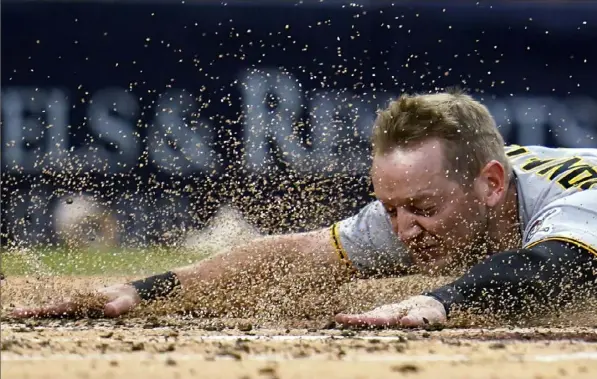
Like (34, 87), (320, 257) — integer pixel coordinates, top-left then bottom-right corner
(535, 157), (583, 180)
(505, 145), (530, 158)
(519, 155), (597, 190)
(579, 178), (597, 190)
(557, 165), (597, 189)
(520, 157), (555, 172)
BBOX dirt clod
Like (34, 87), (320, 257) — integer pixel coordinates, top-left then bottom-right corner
(391, 364), (420, 373)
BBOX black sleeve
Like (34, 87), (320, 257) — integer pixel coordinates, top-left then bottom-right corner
(424, 240), (597, 318)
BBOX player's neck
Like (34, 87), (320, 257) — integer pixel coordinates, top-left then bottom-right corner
(486, 179), (522, 253)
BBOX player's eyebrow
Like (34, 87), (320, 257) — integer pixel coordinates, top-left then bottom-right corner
(376, 190), (439, 207)
(408, 190), (440, 202)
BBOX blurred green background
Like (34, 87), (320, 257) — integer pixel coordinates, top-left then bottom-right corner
(0, 248), (211, 277)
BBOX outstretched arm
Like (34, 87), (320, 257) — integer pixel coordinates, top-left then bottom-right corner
(423, 240), (597, 318)
(13, 228), (352, 319)
(174, 228), (349, 289)
(336, 239), (597, 327)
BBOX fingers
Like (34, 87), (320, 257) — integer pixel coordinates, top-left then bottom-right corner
(12, 302), (78, 319)
(11, 307), (41, 318)
(335, 304), (447, 329)
(13, 295), (137, 319)
(10, 283), (139, 320)
(335, 303), (406, 328)
(400, 307), (446, 327)
(104, 296), (135, 318)
(335, 313), (401, 328)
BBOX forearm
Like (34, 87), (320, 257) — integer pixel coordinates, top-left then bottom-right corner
(174, 229), (347, 289)
(425, 240), (597, 317)
(131, 229), (351, 305)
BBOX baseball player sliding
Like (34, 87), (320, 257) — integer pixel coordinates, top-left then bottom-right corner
(13, 88), (597, 328)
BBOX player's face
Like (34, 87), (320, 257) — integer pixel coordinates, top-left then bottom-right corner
(371, 138), (490, 275)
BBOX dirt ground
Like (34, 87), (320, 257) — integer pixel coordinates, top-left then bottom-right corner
(2, 276), (597, 379)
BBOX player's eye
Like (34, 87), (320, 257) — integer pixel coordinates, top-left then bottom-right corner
(411, 206), (437, 217)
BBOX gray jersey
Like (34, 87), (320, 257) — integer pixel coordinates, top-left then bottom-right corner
(331, 145), (597, 276)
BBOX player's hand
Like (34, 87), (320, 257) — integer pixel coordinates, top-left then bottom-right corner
(11, 283), (141, 319)
(334, 295), (447, 328)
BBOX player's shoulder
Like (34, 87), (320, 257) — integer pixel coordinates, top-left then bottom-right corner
(339, 199), (388, 227)
(505, 144), (597, 192)
(506, 144), (597, 233)
(505, 144), (597, 161)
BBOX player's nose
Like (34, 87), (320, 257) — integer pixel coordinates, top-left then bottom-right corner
(391, 210), (423, 243)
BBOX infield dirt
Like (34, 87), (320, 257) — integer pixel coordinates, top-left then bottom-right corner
(2, 275), (597, 379)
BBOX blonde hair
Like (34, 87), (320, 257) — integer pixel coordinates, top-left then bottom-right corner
(372, 88), (509, 183)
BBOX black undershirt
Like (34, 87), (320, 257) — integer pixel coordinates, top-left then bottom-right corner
(424, 240), (597, 317)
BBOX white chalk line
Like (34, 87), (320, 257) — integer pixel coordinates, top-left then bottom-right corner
(9, 333), (597, 345)
(1, 352), (469, 363)
(3, 334), (597, 363)
(12, 334), (412, 343)
(12, 325), (597, 336)
(3, 351), (597, 363)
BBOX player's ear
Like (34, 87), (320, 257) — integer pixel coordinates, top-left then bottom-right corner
(474, 160), (506, 207)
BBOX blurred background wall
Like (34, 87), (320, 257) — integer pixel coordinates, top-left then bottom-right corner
(2, 0), (596, 249)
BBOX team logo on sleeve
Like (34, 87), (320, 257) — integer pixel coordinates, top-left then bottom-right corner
(525, 208), (561, 242)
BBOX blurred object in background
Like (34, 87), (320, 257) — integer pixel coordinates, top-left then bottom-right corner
(3, 0), (597, 249)
(183, 204), (261, 255)
(54, 194), (119, 250)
